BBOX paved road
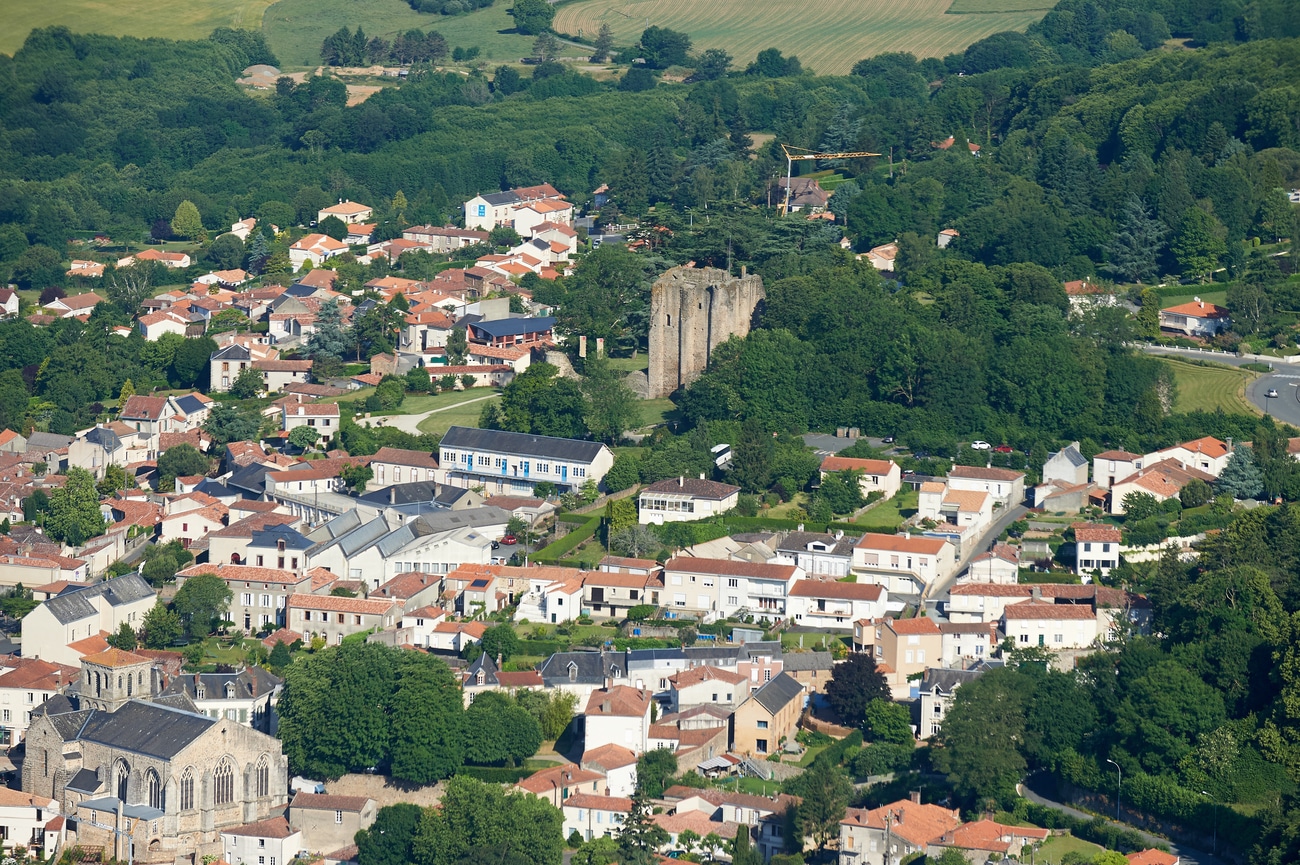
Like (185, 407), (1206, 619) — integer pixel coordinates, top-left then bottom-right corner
(923, 502), (1029, 603)
(1020, 776), (1230, 865)
(357, 393), (497, 434)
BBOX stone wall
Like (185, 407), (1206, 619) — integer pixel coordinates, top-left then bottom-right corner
(647, 266), (764, 399)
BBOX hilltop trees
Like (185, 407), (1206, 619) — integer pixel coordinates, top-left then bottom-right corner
(509, 0), (555, 35)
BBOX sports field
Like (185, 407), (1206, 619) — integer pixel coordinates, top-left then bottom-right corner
(552, 0), (1048, 74)
(0, 0), (274, 55)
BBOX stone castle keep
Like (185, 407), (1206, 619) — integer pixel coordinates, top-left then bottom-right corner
(647, 265), (765, 399)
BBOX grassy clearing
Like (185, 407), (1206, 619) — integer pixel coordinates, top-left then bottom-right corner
(417, 394), (499, 434)
(607, 354), (649, 373)
(263, 0), (590, 68)
(854, 488), (919, 531)
(1161, 358), (1260, 416)
(552, 0), (1047, 74)
(3, 0), (274, 55)
(634, 398), (677, 429)
(1159, 289), (1229, 308)
(1036, 833), (1104, 864)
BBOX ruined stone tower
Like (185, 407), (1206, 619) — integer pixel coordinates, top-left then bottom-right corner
(647, 265), (764, 399)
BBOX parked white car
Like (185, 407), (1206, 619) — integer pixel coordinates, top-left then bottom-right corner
(970, 440), (992, 450)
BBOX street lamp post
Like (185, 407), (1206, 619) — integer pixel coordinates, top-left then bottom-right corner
(1106, 759), (1122, 821)
(1202, 791), (1218, 856)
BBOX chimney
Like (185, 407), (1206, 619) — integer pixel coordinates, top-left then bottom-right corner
(602, 700), (612, 713)
(910, 790), (921, 805)
(298, 407), (304, 416)
(699, 472), (706, 480)
(1227, 437), (1233, 452)
(904, 531), (911, 541)
(678, 476), (684, 487)
(835, 529), (844, 540)
(1031, 585), (1042, 601)
(496, 653), (503, 667)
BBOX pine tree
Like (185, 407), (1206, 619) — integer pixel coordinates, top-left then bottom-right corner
(590, 23), (614, 62)
(1104, 195), (1166, 283)
(1216, 448), (1264, 500)
(617, 791), (670, 865)
(646, 130), (677, 204)
(247, 230), (271, 273)
(391, 190), (408, 224)
(730, 828), (761, 865)
(820, 102), (861, 163)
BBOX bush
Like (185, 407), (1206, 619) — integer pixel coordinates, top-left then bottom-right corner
(455, 766), (533, 783)
(627, 604), (656, 621)
(532, 516), (600, 563)
(852, 743), (913, 777)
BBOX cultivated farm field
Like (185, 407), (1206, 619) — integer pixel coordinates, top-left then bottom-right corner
(1, 0), (274, 55)
(552, 0), (1049, 74)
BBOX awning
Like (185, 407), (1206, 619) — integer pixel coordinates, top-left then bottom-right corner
(697, 756), (733, 772)
(77, 797), (165, 821)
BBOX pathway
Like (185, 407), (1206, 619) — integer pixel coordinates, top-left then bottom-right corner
(924, 502), (1028, 603)
(357, 393), (497, 434)
(1019, 776), (1229, 865)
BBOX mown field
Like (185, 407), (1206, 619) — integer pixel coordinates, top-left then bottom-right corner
(1, 0), (274, 55)
(1162, 358), (1261, 416)
(263, 0), (590, 68)
(552, 0), (1048, 74)
(946, 0), (1055, 13)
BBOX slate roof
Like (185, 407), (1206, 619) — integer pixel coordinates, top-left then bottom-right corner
(27, 432), (72, 450)
(917, 666), (989, 695)
(248, 524), (314, 551)
(781, 651), (833, 672)
(1052, 444), (1088, 468)
(66, 768), (102, 794)
(748, 672), (803, 714)
(538, 650), (624, 686)
(73, 700), (215, 759)
(641, 477), (740, 499)
(162, 667), (282, 702)
(226, 463), (273, 497)
(82, 427), (122, 451)
(442, 425), (605, 463)
(44, 573), (154, 625)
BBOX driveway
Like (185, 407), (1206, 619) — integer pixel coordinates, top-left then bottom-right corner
(924, 502), (1029, 603)
(1020, 776), (1230, 865)
(356, 393), (497, 434)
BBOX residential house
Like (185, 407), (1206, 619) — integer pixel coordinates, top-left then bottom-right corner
(1093, 450), (1143, 490)
(667, 788), (799, 862)
(289, 235), (348, 272)
(1063, 279), (1116, 311)
(438, 425), (614, 495)
(137, 310), (191, 341)
(864, 616), (943, 699)
(1043, 442), (1089, 487)
(961, 543), (1019, 584)
(660, 558), (801, 619)
(584, 685), (652, 755)
(1143, 436), (1232, 478)
(67, 425), (141, 479)
(638, 476), (740, 525)
(401, 225), (489, 251)
(0, 787), (60, 857)
(0, 429), (25, 454)
(370, 571), (443, 612)
(1109, 460), (1216, 514)
(257, 360), (314, 393)
(579, 744), (639, 797)
(368, 447), (440, 489)
(19, 573), (154, 665)
(287, 594), (400, 645)
(220, 816), (302, 865)
(732, 672), (803, 757)
(666, 666), (750, 714)
(160, 499), (228, 549)
(782, 650), (835, 694)
(461, 653), (543, 705)
(509, 199), (575, 237)
(786, 580), (886, 630)
(466, 316), (555, 348)
(288, 793), (376, 856)
(426, 619), (487, 652)
(945, 465), (1026, 507)
(939, 623), (998, 668)
(774, 531), (857, 579)
(316, 201), (373, 225)
(207, 512), (302, 567)
(929, 818), (1050, 862)
(516, 763), (608, 809)
(0, 289), (20, 317)
(944, 583), (1149, 634)
(776, 177), (829, 213)
(865, 243), (898, 272)
(1002, 600), (1100, 650)
(562, 794), (631, 843)
(852, 533), (956, 594)
(0, 657), (78, 745)
(209, 339), (277, 392)
(839, 797), (962, 865)
(917, 483), (993, 535)
(178, 563), (311, 632)
(123, 249), (190, 268)
(1127, 852), (1180, 865)
(1074, 523), (1121, 577)
(917, 665), (995, 739)
(281, 404), (339, 435)
(820, 455), (902, 500)
(1160, 298), (1231, 337)
(161, 667), (282, 732)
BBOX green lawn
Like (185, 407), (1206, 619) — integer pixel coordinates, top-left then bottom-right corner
(854, 488), (919, 531)
(1036, 833), (1104, 864)
(1160, 358), (1260, 415)
(3, 0), (273, 55)
(417, 394), (499, 435)
(1158, 289), (1228, 309)
(263, 0), (592, 68)
(634, 398), (676, 429)
(607, 355), (649, 373)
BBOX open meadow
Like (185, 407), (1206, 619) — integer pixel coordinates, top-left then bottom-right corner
(0, 0), (274, 55)
(1161, 357), (1261, 416)
(552, 0), (1048, 74)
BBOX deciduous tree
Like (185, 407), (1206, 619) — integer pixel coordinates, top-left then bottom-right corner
(824, 652), (889, 728)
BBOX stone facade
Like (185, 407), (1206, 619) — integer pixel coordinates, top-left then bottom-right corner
(647, 266), (764, 399)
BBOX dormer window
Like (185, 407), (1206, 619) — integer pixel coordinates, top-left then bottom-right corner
(225, 684), (235, 699)
(277, 540), (286, 552)
(476, 672), (484, 685)
(568, 664), (578, 683)
(196, 685), (205, 699)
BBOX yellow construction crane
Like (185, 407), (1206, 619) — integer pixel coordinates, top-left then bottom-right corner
(779, 144), (881, 213)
